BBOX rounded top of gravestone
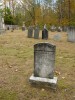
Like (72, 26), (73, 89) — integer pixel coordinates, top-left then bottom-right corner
(34, 43), (56, 52)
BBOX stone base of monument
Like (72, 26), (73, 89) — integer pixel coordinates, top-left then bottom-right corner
(29, 74), (57, 89)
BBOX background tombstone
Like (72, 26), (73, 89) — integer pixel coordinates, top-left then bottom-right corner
(22, 23), (25, 31)
(22, 26), (25, 31)
(34, 26), (39, 39)
(57, 26), (62, 32)
(42, 24), (48, 39)
(0, 15), (5, 34)
(67, 26), (75, 42)
(29, 43), (57, 89)
(53, 34), (62, 41)
(11, 25), (14, 32)
(50, 25), (56, 32)
(28, 26), (33, 38)
(62, 26), (67, 32)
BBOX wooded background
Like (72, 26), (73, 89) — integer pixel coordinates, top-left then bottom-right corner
(0, 0), (75, 27)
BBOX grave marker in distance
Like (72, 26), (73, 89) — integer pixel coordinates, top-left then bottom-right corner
(34, 26), (39, 39)
(67, 26), (75, 42)
(42, 25), (48, 39)
(28, 26), (33, 38)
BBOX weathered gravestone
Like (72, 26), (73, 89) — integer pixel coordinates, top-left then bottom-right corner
(42, 25), (48, 39)
(22, 23), (25, 31)
(62, 26), (67, 32)
(0, 15), (5, 34)
(57, 26), (62, 32)
(50, 25), (56, 32)
(28, 26), (33, 38)
(29, 43), (57, 89)
(22, 26), (25, 31)
(22, 22), (25, 31)
(34, 26), (39, 39)
(67, 26), (75, 42)
(53, 34), (61, 41)
(11, 25), (15, 32)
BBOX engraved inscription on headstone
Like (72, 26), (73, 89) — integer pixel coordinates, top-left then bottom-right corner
(67, 26), (75, 42)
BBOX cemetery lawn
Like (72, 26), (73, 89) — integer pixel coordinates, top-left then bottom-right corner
(0, 30), (75, 100)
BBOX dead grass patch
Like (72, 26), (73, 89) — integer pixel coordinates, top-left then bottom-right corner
(0, 30), (75, 100)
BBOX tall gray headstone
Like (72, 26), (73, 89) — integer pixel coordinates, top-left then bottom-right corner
(29, 43), (57, 89)
(34, 26), (39, 39)
(67, 27), (75, 42)
(28, 26), (33, 38)
(0, 15), (5, 34)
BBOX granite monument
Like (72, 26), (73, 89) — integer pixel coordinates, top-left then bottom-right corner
(0, 15), (5, 34)
(28, 26), (33, 38)
(34, 26), (39, 39)
(29, 43), (57, 89)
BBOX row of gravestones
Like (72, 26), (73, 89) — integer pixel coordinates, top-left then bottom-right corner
(27, 26), (75, 42)
(22, 25), (68, 32)
(50, 26), (68, 32)
(28, 26), (48, 39)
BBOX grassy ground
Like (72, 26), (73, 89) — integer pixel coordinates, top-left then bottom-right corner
(0, 30), (75, 100)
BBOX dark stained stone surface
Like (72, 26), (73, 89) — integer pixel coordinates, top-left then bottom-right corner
(42, 29), (48, 39)
(34, 43), (56, 79)
(28, 26), (33, 38)
(34, 27), (39, 39)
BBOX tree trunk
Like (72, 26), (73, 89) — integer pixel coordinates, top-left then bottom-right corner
(68, 0), (71, 25)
